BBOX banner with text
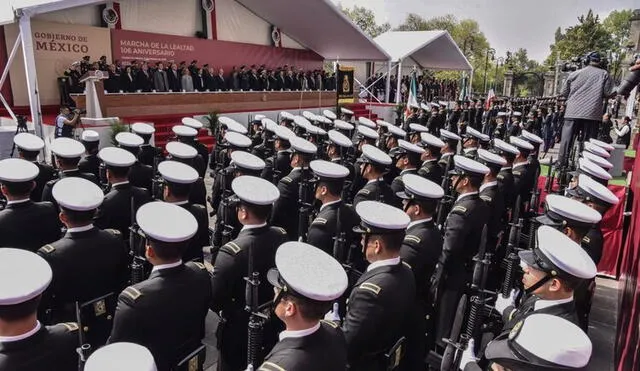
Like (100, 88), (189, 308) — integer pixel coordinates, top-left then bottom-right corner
(4, 20), (112, 107)
(111, 29), (323, 72)
(336, 65), (355, 103)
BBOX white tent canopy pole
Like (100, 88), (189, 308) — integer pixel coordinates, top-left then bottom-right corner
(18, 9), (43, 138)
(0, 30), (22, 123)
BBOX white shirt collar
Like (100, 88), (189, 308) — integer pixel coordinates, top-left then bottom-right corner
(500, 166), (512, 171)
(367, 256), (401, 272)
(67, 224), (94, 233)
(279, 322), (321, 341)
(0, 321), (41, 342)
(513, 161), (529, 169)
(111, 181), (130, 187)
(366, 178), (384, 184)
(407, 217), (432, 229)
(534, 295), (574, 311)
(6, 198), (30, 205)
(151, 260), (182, 273)
(479, 181), (498, 192)
(169, 200), (189, 206)
(241, 222), (267, 231)
(456, 191), (478, 202)
(62, 168), (80, 173)
(400, 168), (416, 175)
(463, 147), (478, 153)
(320, 199), (341, 212)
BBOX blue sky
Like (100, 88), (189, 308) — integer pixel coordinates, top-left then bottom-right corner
(332, 0), (637, 62)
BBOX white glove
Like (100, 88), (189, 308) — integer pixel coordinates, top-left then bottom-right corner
(323, 302), (341, 322)
(495, 289), (517, 315)
(459, 339), (478, 370)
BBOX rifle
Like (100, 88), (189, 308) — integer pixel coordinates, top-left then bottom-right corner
(297, 168), (314, 242)
(220, 168), (237, 247)
(501, 193), (523, 298)
(436, 154), (455, 230)
(128, 196), (146, 284)
(441, 225), (490, 371)
(544, 157), (554, 194)
(75, 302), (91, 370)
(245, 239), (268, 370)
(151, 151), (164, 201)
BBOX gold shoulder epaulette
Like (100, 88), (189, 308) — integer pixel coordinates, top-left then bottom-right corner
(452, 205), (467, 213)
(105, 228), (121, 237)
(122, 286), (143, 301)
(61, 322), (79, 332)
(193, 262), (206, 270)
(274, 227), (287, 235)
(39, 244), (55, 254)
(358, 189), (370, 195)
(402, 261), (412, 269)
(320, 319), (339, 328)
(359, 282), (381, 295)
(480, 195), (492, 202)
(281, 176), (293, 184)
(404, 235), (421, 244)
(258, 361), (286, 371)
(582, 236), (591, 244)
(312, 217), (327, 225)
(497, 174), (505, 180)
(223, 242), (242, 254)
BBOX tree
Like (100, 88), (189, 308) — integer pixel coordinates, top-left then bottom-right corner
(546, 10), (613, 65)
(506, 48), (546, 96)
(339, 5), (390, 38)
(603, 10), (634, 82)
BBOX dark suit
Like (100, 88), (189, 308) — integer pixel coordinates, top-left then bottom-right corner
(138, 145), (158, 167)
(120, 73), (136, 92)
(271, 168), (305, 240)
(352, 179), (400, 209)
(32, 162), (57, 202)
(259, 321), (347, 371)
(109, 262), (212, 371)
(214, 75), (226, 91)
(479, 182), (505, 253)
(37, 227), (128, 323)
(342, 261), (415, 371)
(94, 182), (150, 239)
(0, 323), (79, 371)
(134, 70), (153, 92)
(78, 154), (100, 180)
(128, 162), (153, 195)
(512, 162), (530, 209)
(176, 202), (209, 262)
(497, 167), (516, 211)
(166, 69), (181, 92)
(417, 158), (444, 185)
(307, 201), (360, 257)
(261, 151), (291, 184)
(211, 225), (288, 371)
(0, 200), (60, 253)
(193, 74), (206, 91)
(434, 193), (489, 343)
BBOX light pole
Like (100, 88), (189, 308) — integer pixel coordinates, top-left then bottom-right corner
(493, 57), (504, 93)
(483, 48), (495, 94)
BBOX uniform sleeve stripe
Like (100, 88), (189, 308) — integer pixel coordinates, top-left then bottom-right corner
(258, 362), (286, 371)
(359, 282), (381, 295)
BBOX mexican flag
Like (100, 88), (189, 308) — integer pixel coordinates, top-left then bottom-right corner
(404, 73), (419, 120)
(486, 88), (496, 109)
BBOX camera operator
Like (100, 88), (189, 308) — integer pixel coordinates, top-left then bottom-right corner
(557, 52), (615, 167)
(614, 116), (632, 149)
(54, 106), (81, 139)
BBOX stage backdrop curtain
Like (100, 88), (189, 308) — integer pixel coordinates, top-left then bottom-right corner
(536, 177), (626, 277)
(615, 155), (639, 371)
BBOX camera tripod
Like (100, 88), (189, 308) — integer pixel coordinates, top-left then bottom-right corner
(9, 115), (29, 158)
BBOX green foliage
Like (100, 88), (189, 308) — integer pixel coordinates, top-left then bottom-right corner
(204, 111), (219, 134)
(339, 5), (391, 38)
(109, 119), (127, 146)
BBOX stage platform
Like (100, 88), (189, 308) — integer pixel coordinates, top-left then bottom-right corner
(71, 90), (337, 117)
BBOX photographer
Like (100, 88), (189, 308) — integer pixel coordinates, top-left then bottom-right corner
(54, 106), (81, 139)
(614, 116), (632, 149)
(557, 52), (615, 166)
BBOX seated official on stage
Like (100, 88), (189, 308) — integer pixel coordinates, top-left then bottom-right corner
(0, 249), (79, 371)
(108, 202), (212, 371)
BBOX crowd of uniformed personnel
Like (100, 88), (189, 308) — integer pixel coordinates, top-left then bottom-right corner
(0, 95), (620, 371)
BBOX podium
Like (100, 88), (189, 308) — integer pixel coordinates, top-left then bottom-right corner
(79, 71), (108, 118)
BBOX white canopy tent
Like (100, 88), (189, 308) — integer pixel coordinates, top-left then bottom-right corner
(0, 0), (390, 139)
(372, 30), (473, 103)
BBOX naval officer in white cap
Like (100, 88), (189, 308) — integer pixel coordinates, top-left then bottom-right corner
(109, 201), (212, 371)
(461, 313), (592, 371)
(509, 136), (535, 210)
(437, 129), (462, 175)
(42, 137), (98, 205)
(211, 176), (288, 371)
(396, 174), (444, 362)
(208, 132), (252, 213)
(352, 144), (399, 208)
(0, 248), (79, 370)
(165, 141), (208, 207)
(116, 132), (154, 193)
(0, 159), (60, 252)
(157, 160), (209, 262)
(78, 130), (101, 180)
(417, 132), (445, 184)
(259, 241), (349, 371)
(343, 201), (415, 371)
(432, 156), (490, 345)
(94, 147), (150, 239)
(306, 160), (361, 258)
(37, 177), (127, 323)
(131, 122), (158, 167)
(12, 132), (56, 202)
(495, 226), (597, 332)
(172, 124), (208, 177)
(536, 194), (602, 246)
(492, 138), (520, 209)
(390, 140), (424, 195)
(85, 342), (157, 371)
